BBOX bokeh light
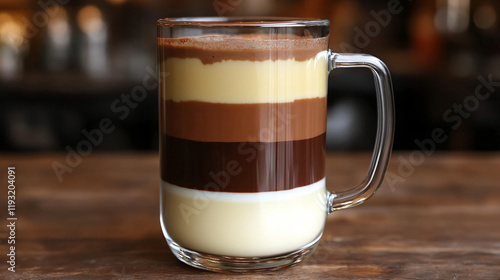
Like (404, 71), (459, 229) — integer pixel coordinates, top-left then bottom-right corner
(474, 4), (497, 30)
(0, 13), (24, 49)
(77, 5), (104, 35)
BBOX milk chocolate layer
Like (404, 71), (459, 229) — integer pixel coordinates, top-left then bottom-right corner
(161, 98), (326, 142)
(158, 35), (328, 64)
(160, 133), (325, 192)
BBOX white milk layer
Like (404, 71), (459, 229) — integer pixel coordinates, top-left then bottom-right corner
(161, 179), (328, 257)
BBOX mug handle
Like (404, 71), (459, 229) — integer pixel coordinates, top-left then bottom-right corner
(326, 51), (395, 213)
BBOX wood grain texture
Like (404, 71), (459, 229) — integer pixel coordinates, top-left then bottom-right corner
(0, 152), (499, 279)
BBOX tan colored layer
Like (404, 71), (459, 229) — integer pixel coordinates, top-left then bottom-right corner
(159, 57), (328, 104)
(160, 98), (326, 142)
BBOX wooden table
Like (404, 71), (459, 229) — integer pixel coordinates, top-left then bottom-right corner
(1, 152), (499, 279)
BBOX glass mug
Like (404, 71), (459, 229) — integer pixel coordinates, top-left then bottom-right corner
(158, 17), (394, 273)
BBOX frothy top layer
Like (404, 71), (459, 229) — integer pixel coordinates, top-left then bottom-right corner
(158, 35), (328, 64)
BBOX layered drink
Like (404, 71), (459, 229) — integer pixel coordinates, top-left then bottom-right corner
(159, 34), (329, 257)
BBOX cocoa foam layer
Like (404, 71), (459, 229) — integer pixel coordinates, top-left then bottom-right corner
(158, 35), (328, 64)
(161, 98), (326, 142)
(160, 133), (326, 192)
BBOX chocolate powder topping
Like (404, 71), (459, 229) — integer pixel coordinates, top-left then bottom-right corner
(158, 35), (328, 64)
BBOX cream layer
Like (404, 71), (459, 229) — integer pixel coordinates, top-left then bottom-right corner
(160, 178), (328, 257)
(160, 55), (328, 103)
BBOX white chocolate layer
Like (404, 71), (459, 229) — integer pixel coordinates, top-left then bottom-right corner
(160, 179), (328, 257)
(160, 54), (328, 104)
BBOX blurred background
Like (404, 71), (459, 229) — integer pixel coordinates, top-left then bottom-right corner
(0, 0), (499, 152)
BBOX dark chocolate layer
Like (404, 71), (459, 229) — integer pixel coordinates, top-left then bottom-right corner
(158, 35), (328, 64)
(160, 133), (325, 193)
(160, 98), (326, 142)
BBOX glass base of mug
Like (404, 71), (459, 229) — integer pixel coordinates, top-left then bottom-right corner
(166, 236), (321, 273)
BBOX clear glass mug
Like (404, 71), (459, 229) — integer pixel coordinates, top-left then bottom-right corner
(157, 17), (394, 273)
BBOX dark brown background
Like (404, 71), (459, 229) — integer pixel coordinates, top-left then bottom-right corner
(1, 0), (499, 152)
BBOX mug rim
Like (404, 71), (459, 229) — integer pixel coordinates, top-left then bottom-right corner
(157, 17), (329, 27)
